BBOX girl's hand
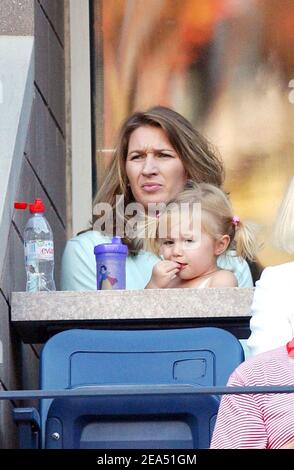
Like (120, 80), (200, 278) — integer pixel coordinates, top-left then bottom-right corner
(145, 260), (181, 288)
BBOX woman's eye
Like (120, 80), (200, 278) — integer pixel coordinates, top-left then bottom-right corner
(158, 153), (172, 158)
(184, 239), (194, 244)
(130, 154), (144, 160)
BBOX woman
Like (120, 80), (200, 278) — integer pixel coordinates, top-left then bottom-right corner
(61, 106), (253, 290)
(247, 176), (294, 356)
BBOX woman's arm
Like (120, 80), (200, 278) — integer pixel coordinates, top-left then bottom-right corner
(60, 233), (98, 291)
(247, 265), (293, 356)
(280, 439), (294, 449)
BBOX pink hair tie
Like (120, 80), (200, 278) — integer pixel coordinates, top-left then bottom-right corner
(232, 215), (240, 227)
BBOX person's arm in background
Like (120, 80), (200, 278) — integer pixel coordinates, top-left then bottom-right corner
(281, 440), (294, 449)
(247, 265), (293, 356)
(210, 367), (268, 449)
(60, 232), (98, 291)
(217, 253), (253, 287)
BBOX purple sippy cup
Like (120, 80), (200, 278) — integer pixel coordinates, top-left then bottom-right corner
(94, 236), (128, 290)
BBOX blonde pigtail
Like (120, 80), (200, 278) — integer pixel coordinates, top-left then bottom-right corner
(234, 220), (260, 261)
(140, 214), (160, 254)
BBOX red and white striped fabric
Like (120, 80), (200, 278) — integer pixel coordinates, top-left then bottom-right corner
(211, 345), (294, 448)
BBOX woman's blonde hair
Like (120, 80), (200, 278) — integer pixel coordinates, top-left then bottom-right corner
(273, 177), (294, 253)
(147, 181), (259, 261)
(93, 106), (224, 254)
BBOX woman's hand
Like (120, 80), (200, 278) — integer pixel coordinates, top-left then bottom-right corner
(145, 260), (181, 288)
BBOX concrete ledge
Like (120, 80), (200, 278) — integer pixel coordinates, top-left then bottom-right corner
(11, 288), (254, 343)
(12, 288), (254, 320)
(0, 0), (34, 35)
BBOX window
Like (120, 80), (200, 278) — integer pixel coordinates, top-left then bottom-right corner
(91, 0), (294, 266)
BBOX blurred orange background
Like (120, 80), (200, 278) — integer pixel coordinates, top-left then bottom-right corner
(93, 0), (294, 267)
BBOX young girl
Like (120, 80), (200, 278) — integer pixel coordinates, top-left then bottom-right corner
(145, 182), (258, 289)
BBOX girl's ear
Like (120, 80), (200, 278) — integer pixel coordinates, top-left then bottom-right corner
(214, 235), (230, 256)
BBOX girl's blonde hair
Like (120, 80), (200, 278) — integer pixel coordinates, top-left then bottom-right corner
(273, 176), (294, 253)
(146, 181), (259, 261)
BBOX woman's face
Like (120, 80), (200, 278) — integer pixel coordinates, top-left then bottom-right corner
(126, 126), (187, 209)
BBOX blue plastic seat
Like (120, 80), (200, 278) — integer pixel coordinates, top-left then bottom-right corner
(45, 391), (220, 449)
(14, 327), (244, 448)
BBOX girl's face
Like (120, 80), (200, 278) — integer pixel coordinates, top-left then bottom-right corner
(160, 215), (229, 280)
(126, 126), (187, 209)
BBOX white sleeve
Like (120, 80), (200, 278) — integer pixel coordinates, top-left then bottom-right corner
(247, 266), (293, 356)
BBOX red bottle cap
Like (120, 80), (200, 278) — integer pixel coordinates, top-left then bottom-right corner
(14, 199), (46, 213)
(29, 199), (45, 213)
(14, 202), (28, 210)
(286, 338), (294, 358)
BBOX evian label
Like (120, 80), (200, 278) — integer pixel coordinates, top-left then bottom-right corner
(25, 240), (54, 261)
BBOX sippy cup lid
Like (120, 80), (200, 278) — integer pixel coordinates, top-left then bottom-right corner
(94, 236), (128, 255)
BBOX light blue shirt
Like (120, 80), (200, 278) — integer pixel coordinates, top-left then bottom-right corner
(60, 231), (253, 291)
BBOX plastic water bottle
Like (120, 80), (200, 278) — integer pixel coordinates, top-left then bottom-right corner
(94, 236), (128, 290)
(14, 199), (56, 292)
